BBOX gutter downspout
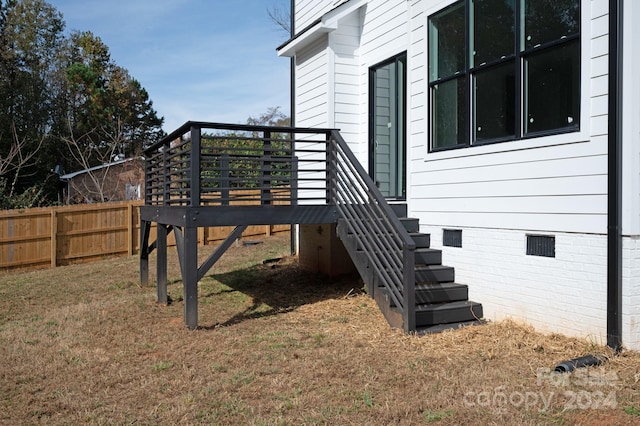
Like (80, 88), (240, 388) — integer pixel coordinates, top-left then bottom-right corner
(607, 0), (623, 352)
(290, 0), (295, 130)
(290, 0), (297, 256)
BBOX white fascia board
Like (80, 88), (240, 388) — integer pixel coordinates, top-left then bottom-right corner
(277, 21), (331, 57)
(277, 0), (366, 57)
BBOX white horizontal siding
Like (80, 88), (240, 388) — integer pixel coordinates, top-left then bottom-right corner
(405, 0), (609, 235)
(413, 175), (607, 199)
(295, 36), (329, 129)
(293, 0), (619, 235)
(294, 0), (351, 33)
(331, 10), (363, 153)
(354, 0), (409, 162)
(622, 0), (640, 236)
(360, 1), (408, 58)
(292, 22), (331, 204)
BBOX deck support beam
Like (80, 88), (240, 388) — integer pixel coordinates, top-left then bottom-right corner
(183, 225), (199, 329)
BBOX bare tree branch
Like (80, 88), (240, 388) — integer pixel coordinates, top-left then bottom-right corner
(0, 123), (45, 198)
(62, 116), (124, 203)
(267, 5), (291, 35)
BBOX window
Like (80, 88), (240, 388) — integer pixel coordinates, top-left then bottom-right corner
(428, 0), (580, 151)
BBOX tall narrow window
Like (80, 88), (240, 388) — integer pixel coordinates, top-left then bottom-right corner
(428, 0), (580, 151)
(472, 0), (516, 142)
(429, 2), (466, 149)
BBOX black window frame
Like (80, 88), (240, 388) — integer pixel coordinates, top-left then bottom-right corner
(427, 0), (581, 152)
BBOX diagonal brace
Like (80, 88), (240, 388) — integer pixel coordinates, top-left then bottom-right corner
(197, 225), (248, 281)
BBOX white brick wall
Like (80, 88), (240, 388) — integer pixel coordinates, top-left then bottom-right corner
(623, 237), (640, 349)
(422, 225), (612, 346)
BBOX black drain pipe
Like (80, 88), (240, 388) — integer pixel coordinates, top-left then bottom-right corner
(555, 354), (608, 373)
(607, 0), (623, 352)
(289, 0), (297, 256)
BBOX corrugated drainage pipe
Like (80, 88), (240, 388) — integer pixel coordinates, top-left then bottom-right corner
(554, 355), (608, 373)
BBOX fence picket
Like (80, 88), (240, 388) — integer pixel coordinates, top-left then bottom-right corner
(1, 200), (285, 272)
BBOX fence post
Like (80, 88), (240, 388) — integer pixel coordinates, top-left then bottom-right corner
(127, 202), (134, 256)
(50, 209), (57, 268)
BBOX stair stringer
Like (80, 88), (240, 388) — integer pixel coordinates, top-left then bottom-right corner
(337, 213), (485, 334)
(336, 219), (405, 329)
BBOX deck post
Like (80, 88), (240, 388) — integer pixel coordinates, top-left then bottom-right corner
(183, 225), (199, 329)
(402, 244), (416, 333)
(326, 132), (335, 204)
(190, 126), (201, 207)
(262, 131), (272, 205)
(157, 223), (168, 304)
(162, 141), (171, 205)
(221, 155), (229, 205)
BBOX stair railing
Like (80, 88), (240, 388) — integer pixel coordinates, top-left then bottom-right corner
(327, 130), (416, 332)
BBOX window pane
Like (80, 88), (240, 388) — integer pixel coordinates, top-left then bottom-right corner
(471, 0), (515, 66)
(525, 40), (580, 135)
(523, 0), (579, 49)
(429, 2), (465, 81)
(432, 77), (466, 149)
(474, 61), (515, 141)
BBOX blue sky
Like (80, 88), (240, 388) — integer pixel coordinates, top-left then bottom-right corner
(48, 0), (292, 132)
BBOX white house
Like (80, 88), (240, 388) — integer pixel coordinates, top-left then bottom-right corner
(278, 0), (640, 350)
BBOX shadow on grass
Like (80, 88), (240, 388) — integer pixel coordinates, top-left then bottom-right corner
(200, 258), (363, 329)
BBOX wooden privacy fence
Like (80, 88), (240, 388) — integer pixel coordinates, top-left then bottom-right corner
(0, 201), (289, 272)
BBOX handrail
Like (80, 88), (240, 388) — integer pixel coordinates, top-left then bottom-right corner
(144, 121), (336, 155)
(327, 130), (416, 332)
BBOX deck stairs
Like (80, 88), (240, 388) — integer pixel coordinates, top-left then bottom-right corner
(336, 203), (483, 333)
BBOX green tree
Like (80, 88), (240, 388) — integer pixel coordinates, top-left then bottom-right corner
(0, 1), (164, 208)
(0, 0), (64, 208)
(200, 107), (291, 190)
(60, 31), (164, 170)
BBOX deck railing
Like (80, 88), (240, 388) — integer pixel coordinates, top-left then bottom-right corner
(144, 122), (335, 207)
(327, 130), (416, 332)
(143, 122), (416, 331)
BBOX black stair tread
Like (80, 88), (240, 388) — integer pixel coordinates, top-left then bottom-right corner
(414, 248), (442, 266)
(415, 300), (483, 327)
(415, 264), (454, 272)
(415, 264), (455, 284)
(415, 300), (482, 312)
(389, 203), (408, 217)
(409, 232), (430, 248)
(415, 282), (468, 291)
(415, 282), (469, 304)
(383, 283), (469, 305)
(415, 247), (441, 253)
(399, 217), (419, 233)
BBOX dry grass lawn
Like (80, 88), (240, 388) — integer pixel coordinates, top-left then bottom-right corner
(1, 232), (640, 425)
